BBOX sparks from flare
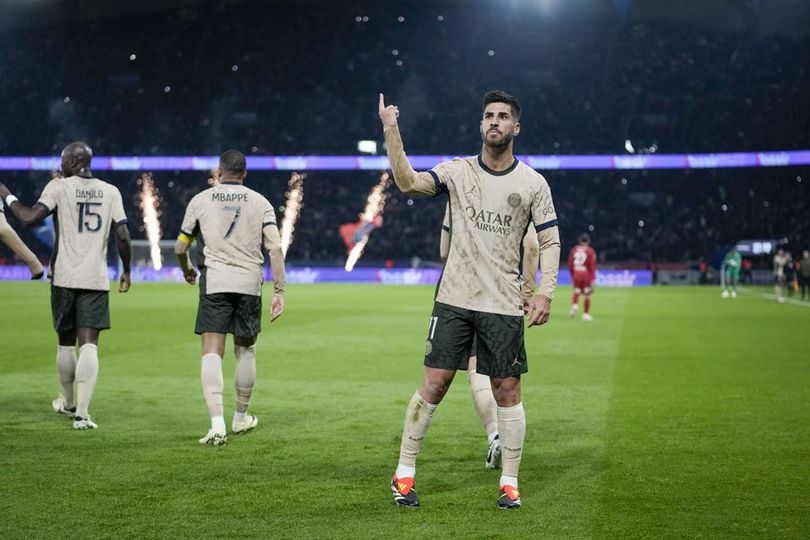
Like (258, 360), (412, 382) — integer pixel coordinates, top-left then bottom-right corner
(280, 172), (305, 257)
(137, 172), (163, 270)
(345, 172), (391, 271)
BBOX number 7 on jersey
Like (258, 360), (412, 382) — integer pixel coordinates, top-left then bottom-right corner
(223, 206), (242, 238)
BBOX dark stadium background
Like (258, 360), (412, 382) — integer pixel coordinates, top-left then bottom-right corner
(1, 0), (808, 269)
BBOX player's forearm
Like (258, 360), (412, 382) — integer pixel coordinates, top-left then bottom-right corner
(268, 247), (286, 295)
(523, 231), (540, 298)
(263, 225), (286, 295)
(439, 229), (450, 262)
(0, 213), (40, 268)
(174, 237), (193, 272)
(115, 225), (132, 274)
(6, 199), (46, 226)
(383, 125), (436, 196)
(535, 227), (561, 301)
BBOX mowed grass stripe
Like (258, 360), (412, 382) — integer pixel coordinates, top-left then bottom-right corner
(597, 287), (810, 539)
(1, 283), (808, 538)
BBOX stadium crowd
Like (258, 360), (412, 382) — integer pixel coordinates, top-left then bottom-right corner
(1, 2), (808, 265)
(2, 167), (807, 267)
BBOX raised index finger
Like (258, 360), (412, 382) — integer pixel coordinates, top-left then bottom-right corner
(379, 93), (385, 112)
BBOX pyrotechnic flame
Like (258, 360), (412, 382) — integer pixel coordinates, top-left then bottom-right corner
(138, 172), (163, 270)
(280, 172), (305, 257)
(345, 172), (391, 272)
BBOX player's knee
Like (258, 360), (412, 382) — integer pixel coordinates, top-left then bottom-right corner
(491, 377), (521, 406)
(421, 372), (453, 401)
(234, 335), (256, 347)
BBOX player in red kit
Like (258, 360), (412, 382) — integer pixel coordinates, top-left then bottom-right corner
(568, 233), (597, 321)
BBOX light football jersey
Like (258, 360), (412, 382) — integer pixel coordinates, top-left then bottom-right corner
(430, 156), (558, 316)
(180, 181), (277, 296)
(37, 175), (127, 291)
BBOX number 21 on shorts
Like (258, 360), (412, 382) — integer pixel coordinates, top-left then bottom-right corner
(427, 316), (439, 339)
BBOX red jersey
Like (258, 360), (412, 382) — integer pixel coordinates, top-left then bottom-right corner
(569, 245), (597, 279)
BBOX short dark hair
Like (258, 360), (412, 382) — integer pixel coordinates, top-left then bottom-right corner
(220, 149), (246, 175)
(482, 90), (521, 120)
(579, 233), (591, 244)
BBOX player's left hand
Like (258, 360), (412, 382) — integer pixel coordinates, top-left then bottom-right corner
(0, 183), (10, 199)
(270, 293), (285, 322)
(119, 272), (131, 293)
(378, 93), (400, 128)
(182, 266), (197, 285)
(526, 294), (551, 327)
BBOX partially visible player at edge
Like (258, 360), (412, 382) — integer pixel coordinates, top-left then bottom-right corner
(721, 246), (741, 298)
(175, 150), (286, 446)
(0, 205), (44, 279)
(439, 205), (540, 470)
(568, 233), (597, 320)
(380, 90), (561, 509)
(0, 142), (131, 429)
(773, 247), (790, 303)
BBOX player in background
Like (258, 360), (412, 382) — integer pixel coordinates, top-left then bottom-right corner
(380, 91), (561, 509)
(773, 248), (790, 303)
(0, 142), (131, 429)
(175, 150), (286, 446)
(721, 246), (742, 298)
(0, 204), (44, 279)
(438, 204), (540, 470)
(568, 233), (597, 321)
(798, 250), (810, 301)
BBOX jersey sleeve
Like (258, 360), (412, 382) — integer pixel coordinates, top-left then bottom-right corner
(262, 198), (278, 228)
(531, 177), (558, 232)
(588, 248), (597, 278)
(426, 159), (459, 196)
(179, 197), (199, 238)
(36, 180), (62, 212)
(111, 188), (127, 227)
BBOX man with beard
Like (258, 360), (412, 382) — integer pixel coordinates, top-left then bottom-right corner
(379, 90), (561, 509)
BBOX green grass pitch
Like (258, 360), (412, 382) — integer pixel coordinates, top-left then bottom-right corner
(0, 282), (808, 538)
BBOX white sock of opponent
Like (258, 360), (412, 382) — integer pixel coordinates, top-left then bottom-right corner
(395, 391), (437, 479)
(56, 345), (77, 408)
(498, 402), (526, 489)
(75, 344), (99, 419)
(234, 345), (256, 421)
(201, 353), (224, 431)
(468, 370), (498, 443)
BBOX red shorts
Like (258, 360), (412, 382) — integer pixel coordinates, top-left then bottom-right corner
(572, 272), (593, 293)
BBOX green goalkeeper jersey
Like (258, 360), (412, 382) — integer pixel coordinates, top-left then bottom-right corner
(724, 251), (742, 273)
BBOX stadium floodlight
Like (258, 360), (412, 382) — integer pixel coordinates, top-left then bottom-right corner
(357, 140), (378, 154)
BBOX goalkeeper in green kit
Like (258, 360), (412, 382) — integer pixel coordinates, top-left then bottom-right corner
(721, 247), (742, 298)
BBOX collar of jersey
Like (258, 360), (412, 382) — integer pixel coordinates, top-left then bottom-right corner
(477, 154), (519, 176)
(219, 181), (242, 185)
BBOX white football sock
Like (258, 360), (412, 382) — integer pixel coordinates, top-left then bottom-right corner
(397, 391), (438, 474)
(56, 345), (77, 408)
(211, 415), (226, 433)
(468, 370), (498, 441)
(201, 353), (224, 419)
(498, 402), (526, 487)
(75, 344), (99, 419)
(234, 344), (256, 414)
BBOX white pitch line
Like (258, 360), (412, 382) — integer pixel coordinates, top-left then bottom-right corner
(740, 288), (810, 308)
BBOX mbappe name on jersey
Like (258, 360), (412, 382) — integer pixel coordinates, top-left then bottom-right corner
(212, 192), (248, 203)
